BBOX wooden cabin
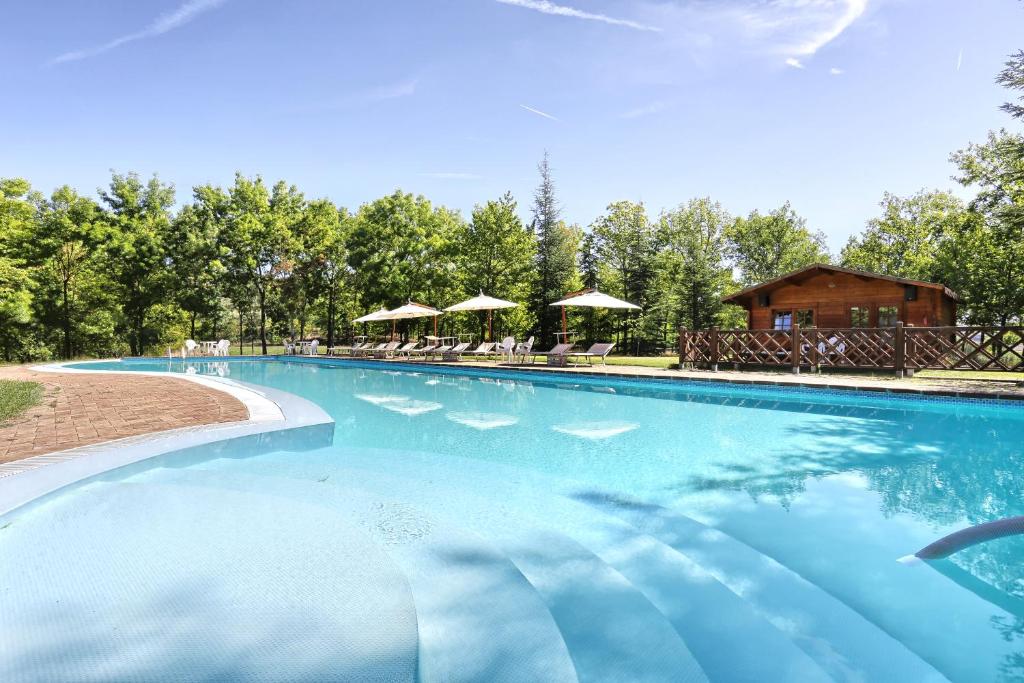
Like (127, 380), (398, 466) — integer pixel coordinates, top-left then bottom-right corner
(723, 264), (958, 329)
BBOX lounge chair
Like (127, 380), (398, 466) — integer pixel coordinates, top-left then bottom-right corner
(512, 336), (535, 364)
(463, 342), (496, 358)
(391, 342), (418, 358)
(529, 343), (574, 366)
(406, 344), (437, 359)
(355, 342), (386, 358)
(566, 342), (615, 366)
(373, 341), (401, 358)
(440, 342), (473, 361)
(427, 344), (453, 360)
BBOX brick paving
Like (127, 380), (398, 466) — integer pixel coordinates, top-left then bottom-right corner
(0, 366), (249, 464)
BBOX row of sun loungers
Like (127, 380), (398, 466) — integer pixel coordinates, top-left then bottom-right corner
(325, 339), (616, 366)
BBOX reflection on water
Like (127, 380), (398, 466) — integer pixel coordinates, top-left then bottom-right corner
(552, 421), (640, 440)
(446, 412), (519, 431)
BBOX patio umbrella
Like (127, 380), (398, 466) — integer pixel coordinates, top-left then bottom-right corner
(353, 307), (390, 324)
(549, 289), (641, 337)
(378, 301), (444, 340)
(444, 291), (519, 341)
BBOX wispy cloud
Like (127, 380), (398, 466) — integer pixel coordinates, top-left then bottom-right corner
(785, 57), (805, 69)
(50, 0), (227, 65)
(519, 104), (559, 120)
(361, 79), (418, 102)
(496, 0), (661, 33)
(830, 67), (844, 75)
(619, 101), (668, 119)
(418, 172), (481, 180)
(784, 0), (868, 57)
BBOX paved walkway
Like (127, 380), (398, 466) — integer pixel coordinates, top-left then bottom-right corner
(0, 366), (249, 464)
(412, 359), (1024, 399)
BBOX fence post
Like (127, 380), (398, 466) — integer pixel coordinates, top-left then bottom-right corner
(710, 326), (719, 372)
(808, 327), (819, 373)
(791, 323), (801, 375)
(894, 321), (905, 379)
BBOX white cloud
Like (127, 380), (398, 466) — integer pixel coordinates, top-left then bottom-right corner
(619, 101), (668, 119)
(830, 67), (844, 75)
(519, 104), (559, 120)
(50, 0), (227, 65)
(362, 79), (418, 102)
(785, 57), (805, 69)
(418, 172), (481, 180)
(496, 0), (661, 32)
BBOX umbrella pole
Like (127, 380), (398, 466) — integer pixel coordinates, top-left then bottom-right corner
(561, 306), (567, 339)
(488, 309), (492, 342)
(391, 319), (396, 341)
(434, 316), (437, 337)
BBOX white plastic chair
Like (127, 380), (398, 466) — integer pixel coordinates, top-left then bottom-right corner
(216, 339), (230, 356)
(513, 336), (535, 364)
(497, 336), (515, 364)
(184, 339), (198, 357)
(308, 340), (319, 356)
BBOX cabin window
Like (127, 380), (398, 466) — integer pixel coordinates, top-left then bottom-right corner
(772, 309), (813, 330)
(850, 306), (870, 327)
(878, 306), (899, 327)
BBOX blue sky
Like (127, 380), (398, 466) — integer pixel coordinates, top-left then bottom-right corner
(2, 0), (1021, 249)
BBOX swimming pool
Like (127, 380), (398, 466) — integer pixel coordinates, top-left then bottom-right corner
(3, 357), (1023, 681)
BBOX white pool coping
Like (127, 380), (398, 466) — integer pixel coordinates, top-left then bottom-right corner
(0, 361), (334, 517)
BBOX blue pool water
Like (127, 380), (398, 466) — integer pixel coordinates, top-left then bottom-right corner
(3, 358), (1024, 681)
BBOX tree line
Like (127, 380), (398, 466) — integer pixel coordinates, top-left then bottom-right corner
(1, 55), (1022, 361)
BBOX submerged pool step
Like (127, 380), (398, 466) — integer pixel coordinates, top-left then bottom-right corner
(218, 448), (948, 683)
(577, 492), (949, 683)
(185, 457), (843, 682)
(134, 468), (579, 683)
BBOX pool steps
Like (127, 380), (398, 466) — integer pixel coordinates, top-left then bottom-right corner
(148, 449), (947, 682)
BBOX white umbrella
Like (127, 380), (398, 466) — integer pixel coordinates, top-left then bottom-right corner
(353, 307), (391, 324)
(549, 289), (640, 337)
(378, 301), (444, 339)
(444, 291), (519, 341)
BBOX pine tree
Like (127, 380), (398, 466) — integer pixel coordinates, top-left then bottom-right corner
(529, 152), (578, 344)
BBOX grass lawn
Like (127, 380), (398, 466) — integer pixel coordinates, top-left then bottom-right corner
(914, 369), (1023, 382)
(604, 355), (677, 369)
(0, 380), (43, 425)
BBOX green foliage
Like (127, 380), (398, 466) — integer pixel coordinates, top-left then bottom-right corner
(997, 49), (1024, 121)
(455, 192), (537, 339)
(840, 190), (968, 281)
(529, 153), (580, 344)
(726, 202), (830, 285)
(654, 198), (738, 331)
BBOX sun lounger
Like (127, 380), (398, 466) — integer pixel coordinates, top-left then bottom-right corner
(427, 344), (453, 360)
(355, 343), (386, 358)
(529, 343), (574, 366)
(373, 341), (401, 358)
(566, 342), (615, 365)
(441, 342), (471, 361)
(391, 342), (418, 358)
(463, 342), (496, 358)
(406, 344), (437, 359)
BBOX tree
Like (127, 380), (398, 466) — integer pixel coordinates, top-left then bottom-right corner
(591, 200), (658, 352)
(529, 153), (579, 344)
(840, 191), (967, 281)
(167, 203), (226, 340)
(654, 198), (738, 332)
(99, 172), (175, 355)
(455, 192), (536, 339)
(726, 202), (829, 285)
(945, 130), (1024, 324)
(285, 198), (346, 343)
(30, 186), (106, 358)
(997, 49), (1024, 121)
(217, 174), (299, 354)
(347, 190), (461, 336)
(0, 179), (39, 360)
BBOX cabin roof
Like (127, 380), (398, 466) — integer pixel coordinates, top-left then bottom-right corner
(722, 263), (959, 306)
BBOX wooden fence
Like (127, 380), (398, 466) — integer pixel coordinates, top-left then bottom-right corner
(679, 323), (1024, 376)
